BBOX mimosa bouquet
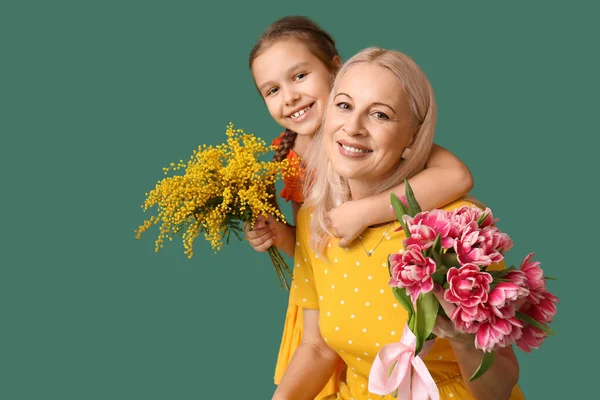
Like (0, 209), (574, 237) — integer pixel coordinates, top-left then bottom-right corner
(369, 181), (558, 398)
(135, 123), (296, 289)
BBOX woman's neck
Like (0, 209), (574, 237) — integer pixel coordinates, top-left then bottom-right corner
(347, 179), (378, 203)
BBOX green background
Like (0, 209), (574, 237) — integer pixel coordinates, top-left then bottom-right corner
(2, 0), (597, 398)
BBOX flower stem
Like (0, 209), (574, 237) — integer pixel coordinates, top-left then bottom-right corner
(268, 246), (292, 290)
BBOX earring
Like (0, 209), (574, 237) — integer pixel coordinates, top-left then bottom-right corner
(401, 148), (413, 160)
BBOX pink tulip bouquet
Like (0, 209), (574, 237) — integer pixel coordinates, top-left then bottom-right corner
(370, 180), (558, 395)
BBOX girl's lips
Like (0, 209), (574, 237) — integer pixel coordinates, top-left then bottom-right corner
(287, 103), (314, 123)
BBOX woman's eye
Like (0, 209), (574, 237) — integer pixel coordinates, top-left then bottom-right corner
(266, 87), (279, 96)
(336, 102), (351, 110)
(294, 73), (307, 81)
(374, 111), (389, 120)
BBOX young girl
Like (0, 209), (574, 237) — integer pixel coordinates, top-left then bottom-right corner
(245, 16), (474, 399)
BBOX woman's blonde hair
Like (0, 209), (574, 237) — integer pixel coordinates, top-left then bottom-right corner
(303, 47), (437, 254)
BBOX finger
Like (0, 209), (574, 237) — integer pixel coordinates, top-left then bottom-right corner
(255, 238), (274, 252)
(325, 214), (335, 232)
(338, 231), (360, 247)
(249, 234), (273, 250)
(338, 237), (349, 247)
(246, 227), (270, 240)
(253, 215), (267, 229)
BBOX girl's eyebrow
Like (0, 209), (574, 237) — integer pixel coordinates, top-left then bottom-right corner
(258, 62), (311, 93)
(287, 61), (310, 72)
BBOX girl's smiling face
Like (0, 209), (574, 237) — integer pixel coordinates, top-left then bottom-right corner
(252, 38), (334, 137)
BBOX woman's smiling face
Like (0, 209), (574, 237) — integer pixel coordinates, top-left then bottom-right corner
(324, 62), (415, 195)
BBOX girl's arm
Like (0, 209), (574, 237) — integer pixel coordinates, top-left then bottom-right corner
(291, 201), (302, 226)
(328, 144), (473, 246)
(272, 309), (341, 400)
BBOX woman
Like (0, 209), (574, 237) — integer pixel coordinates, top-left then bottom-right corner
(272, 48), (525, 400)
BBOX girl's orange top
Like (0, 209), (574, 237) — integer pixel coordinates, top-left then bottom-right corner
(272, 133), (304, 204)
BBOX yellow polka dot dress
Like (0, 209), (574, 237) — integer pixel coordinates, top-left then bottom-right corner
(292, 200), (526, 400)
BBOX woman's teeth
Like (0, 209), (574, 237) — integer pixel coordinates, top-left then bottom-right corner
(341, 144), (372, 153)
(289, 105), (312, 119)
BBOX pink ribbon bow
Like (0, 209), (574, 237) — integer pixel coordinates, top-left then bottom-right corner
(368, 325), (439, 400)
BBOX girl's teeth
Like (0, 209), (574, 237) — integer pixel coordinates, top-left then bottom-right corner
(342, 144), (371, 153)
(290, 106), (311, 119)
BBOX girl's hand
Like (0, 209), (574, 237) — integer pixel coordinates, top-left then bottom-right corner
(327, 200), (369, 247)
(244, 215), (296, 257)
(244, 215), (276, 252)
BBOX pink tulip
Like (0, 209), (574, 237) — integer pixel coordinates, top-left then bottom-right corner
(519, 291), (559, 323)
(520, 253), (546, 295)
(448, 205), (498, 238)
(445, 264), (493, 307)
(489, 282), (530, 309)
(474, 316), (523, 352)
(403, 210), (454, 249)
(452, 304), (492, 332)
(455, 222), (506, 266)
(516, 325), (547, 353)
(490, 303), (517, 319)
(389, 245), (437, 302)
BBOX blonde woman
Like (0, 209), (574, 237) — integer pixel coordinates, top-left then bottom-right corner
(273, 48), (525, 400)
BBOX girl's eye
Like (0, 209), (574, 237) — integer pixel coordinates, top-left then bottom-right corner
(294, 73), (307, 81)
(336, 102), (351, 110)
(266, 87), (279, 96)
(374, 111), (389, 120)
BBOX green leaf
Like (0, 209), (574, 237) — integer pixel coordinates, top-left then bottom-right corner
(392, 287), (414, 316)
(432, 233), (442, 255)
(414, 292), (439, 354)
(476, 211), (489, 227)
(231, 229), (243, 241)
(431, 250), (443, 269)
(390, 192), (411, 238)
(441, 252), (460, 267)
(408, 312), (416, 332)
(470, 351), (496, 382)
(430, 266), (448, 285)
(515, 312), (556, 335)
(404, 179), (422, 216)
(544, 276), (557, 280)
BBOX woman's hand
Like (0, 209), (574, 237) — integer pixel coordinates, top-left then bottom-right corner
(431, 284), (520, 400)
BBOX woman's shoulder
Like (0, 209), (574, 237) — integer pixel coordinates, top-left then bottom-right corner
(296, 205), (313, 223)
(441, 195), (488, 212)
